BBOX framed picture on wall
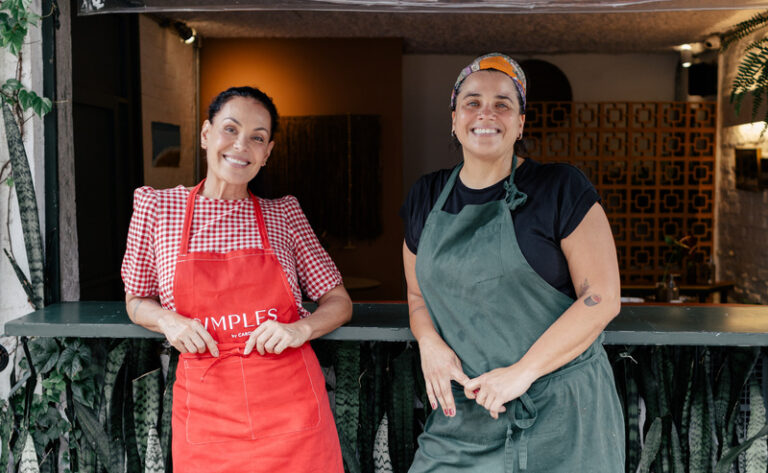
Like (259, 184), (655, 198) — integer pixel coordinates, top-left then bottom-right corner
(735, 148), (760, 191)
(151, 121), (181, 167)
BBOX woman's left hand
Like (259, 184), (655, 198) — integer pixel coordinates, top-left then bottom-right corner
(243, 320), (311, 355)
(464, 364), (537, 419)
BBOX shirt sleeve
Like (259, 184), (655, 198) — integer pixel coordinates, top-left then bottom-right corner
(555, 164), (601, 241)
(121, 186), (159, 297)
(399, 182), (422, 254)
(400, 172), (445, 254)
(284, 196), (343, 301)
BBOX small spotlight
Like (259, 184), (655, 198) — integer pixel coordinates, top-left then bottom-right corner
(173, 21), (196, 45)
(680, 44), (693, 68)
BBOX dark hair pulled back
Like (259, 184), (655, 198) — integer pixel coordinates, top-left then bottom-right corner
(207, 86), (279, 140)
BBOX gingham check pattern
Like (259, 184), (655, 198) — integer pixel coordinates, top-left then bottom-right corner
(121, 186), (342, 318)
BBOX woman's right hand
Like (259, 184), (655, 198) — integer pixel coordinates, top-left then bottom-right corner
(403, 242), (469, 417)
(126, 294), (219, 357)
(157, 312), (219, 356)
(418, 332), (470, 417)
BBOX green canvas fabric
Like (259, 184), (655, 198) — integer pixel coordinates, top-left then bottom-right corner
(410, 158), (625, 472)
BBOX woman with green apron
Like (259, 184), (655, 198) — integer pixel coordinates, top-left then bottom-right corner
(401, 54), (624, 472)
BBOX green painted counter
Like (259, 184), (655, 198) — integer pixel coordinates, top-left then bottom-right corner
(4, 301), (768, 346)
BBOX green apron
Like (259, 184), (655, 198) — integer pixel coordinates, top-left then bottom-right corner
(410, 158), (625, 473)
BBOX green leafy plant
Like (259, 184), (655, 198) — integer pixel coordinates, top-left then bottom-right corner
(661, 235), (696, 284)
(722, 10), (768, 130)
(7, 337), (768, 473)
(0, 0), (52, 311)
(6, 338), (171, 473)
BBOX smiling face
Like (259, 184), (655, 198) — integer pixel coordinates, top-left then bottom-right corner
(200, 96), (275, 198)
(452, 70), (525, 164)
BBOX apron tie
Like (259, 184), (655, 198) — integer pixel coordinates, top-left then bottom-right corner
(505, 393), (538, 471)
(503, 180), (528, 211)
(504, 154), (528, 212)
(198, 347), (245, 381)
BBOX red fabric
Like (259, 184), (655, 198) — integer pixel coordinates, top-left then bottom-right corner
(171, 181), (342, 472)
(121, 185), (342, 318)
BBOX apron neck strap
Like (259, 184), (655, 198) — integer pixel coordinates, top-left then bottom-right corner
(180, 179), (271, 255)
(433, 163), (463, 212)
(434, 155), (528, 213)
(504, 154), (528, 211)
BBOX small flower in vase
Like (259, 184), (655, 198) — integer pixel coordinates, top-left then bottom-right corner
(657, 235), (697, 302)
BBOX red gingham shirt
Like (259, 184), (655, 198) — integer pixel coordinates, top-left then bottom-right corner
(121, 186), (342, 318)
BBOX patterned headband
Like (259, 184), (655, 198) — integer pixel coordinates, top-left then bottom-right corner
(450, 53), (527, 111)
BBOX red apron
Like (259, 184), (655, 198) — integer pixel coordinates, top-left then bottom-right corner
(170, 181), (343, 473)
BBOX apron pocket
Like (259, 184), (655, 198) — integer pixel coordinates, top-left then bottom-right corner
(184, 356), (252, 445)
(468, 224), (504, 284)
(243, 346), (321, 439)
(426, 388), (508, 445)
(524, 429), (573, 473)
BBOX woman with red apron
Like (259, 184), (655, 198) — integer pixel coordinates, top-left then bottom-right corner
(122, 86), (351, 472)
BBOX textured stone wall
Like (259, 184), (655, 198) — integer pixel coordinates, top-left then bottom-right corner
(718, 30), (768, 304)
(139, 16), (198, 189)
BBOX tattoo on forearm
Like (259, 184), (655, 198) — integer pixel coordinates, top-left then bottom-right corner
(577, 278), (590, 299)
(584, 294), (602, 307)
(411, 305), (428, 315)
(131, 299), (144, 318)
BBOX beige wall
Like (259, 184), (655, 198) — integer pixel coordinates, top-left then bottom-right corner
(200, 38), (404, 300)
(718, 34), (768, 304)
(138, 16), (197, 189)
(402, 53), (678, 194)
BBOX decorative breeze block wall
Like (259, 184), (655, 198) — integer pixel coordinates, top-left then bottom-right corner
(526, 102), (716, 284)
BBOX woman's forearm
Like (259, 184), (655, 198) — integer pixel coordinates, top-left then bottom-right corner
(403, 242), (443, 344)
(409, 300), (441, 343)
(292, 285), (352, 341)
(125, 294), (178, 334)
(515, 202), (621, 383)
(126, 293), (219, 355)
(515, 288), (620, 383)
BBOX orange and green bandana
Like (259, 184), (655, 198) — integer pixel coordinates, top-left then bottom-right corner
(450, 53), (527, 111)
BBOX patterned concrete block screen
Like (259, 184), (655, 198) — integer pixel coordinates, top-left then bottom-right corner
(526, 102), (716, 284)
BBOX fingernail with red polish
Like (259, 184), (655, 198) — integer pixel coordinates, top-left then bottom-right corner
(431, 401), (437, 409)
(449, 409), (455, 416)
(443, 409), (449, 416)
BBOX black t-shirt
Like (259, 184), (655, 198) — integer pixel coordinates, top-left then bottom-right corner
(400, 158), (600, 299)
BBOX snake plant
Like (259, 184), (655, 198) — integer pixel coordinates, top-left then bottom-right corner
(745, 376), (767, 472)
(9, 339), (768, 473)
(373, 414), (393, 473)
(2, 101), (44, 309)
(19, 433), (39, 473)
(132, 368), (162, 469)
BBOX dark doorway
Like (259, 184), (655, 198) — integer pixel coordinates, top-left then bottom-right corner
(519, 59), (573, 102)
(71, 4), (143, 300)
